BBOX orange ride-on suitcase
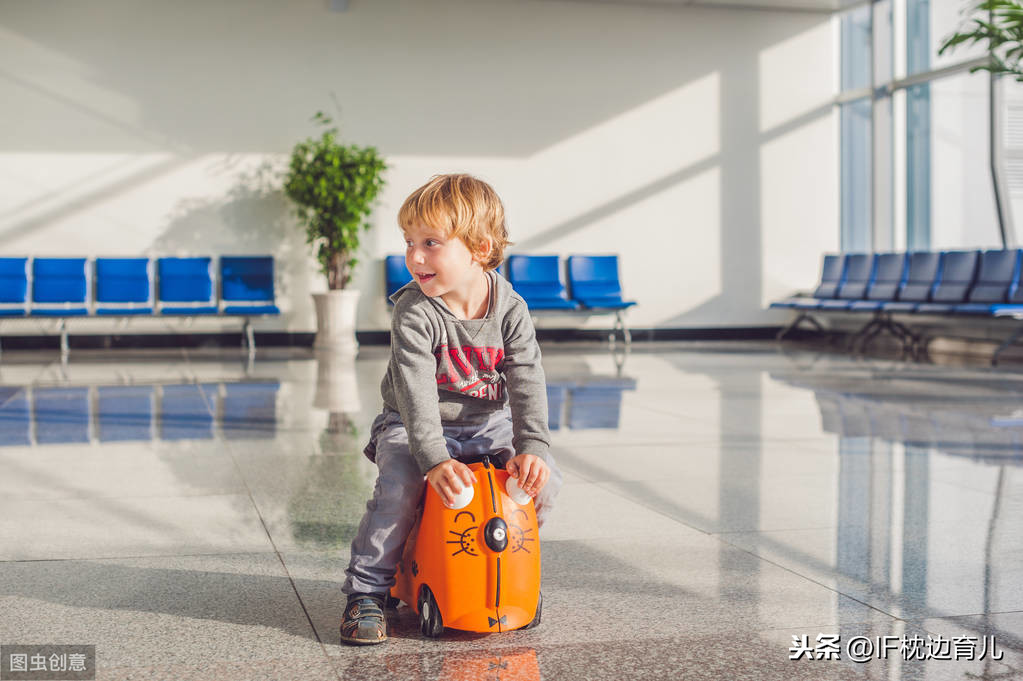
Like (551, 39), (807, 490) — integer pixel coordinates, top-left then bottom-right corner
(390, 456), (542, 637)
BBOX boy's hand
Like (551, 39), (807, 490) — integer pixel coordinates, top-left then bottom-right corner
(506, 454), (549, 498)
(426, 459), (475, 507)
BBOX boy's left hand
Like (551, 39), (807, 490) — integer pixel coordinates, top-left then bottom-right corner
(506, 454), (549, 498)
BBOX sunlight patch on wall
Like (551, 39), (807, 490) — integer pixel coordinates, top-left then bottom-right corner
(759, 114), (839, 307)
(516, 73), (721, 241)
(758, 21), (834, 133)
(0, 26), (153, 152)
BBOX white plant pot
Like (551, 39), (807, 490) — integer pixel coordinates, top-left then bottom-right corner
(313, 290), (361, 355)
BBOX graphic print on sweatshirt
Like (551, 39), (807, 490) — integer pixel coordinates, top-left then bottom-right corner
(435, 344), (505, 400)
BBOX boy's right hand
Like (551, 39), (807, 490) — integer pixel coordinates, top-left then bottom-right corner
(426, 460), (475, 507)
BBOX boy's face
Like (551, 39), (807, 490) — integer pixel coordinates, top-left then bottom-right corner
(403, 222), (486, 303)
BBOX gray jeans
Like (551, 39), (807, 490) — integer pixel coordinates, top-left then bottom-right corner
(342, 408), (562, 596)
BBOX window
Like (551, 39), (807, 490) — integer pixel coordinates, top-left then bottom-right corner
(839, 0), (1010, 252)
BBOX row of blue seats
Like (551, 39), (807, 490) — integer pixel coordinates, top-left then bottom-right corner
(0, 256), (279, 316)
(771, 249), (1023, 361)
(0, 382), (279, 447)
(0, 256), (280, 356)
(387, 253), (636, 310)
(387, 253), (637, 344)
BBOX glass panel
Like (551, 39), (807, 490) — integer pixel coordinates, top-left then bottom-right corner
(842, 4), (872, 92)
(874, 0), (893, 86)
(909, 0), (988, 76)
(875, 95), (894, 250)
(1000, 77), (1023, 242)
(929, 72), (1000, 249)
(906, 83), (931, 250)
(842, 98), (873, 253)
(893, 88), (908, 251)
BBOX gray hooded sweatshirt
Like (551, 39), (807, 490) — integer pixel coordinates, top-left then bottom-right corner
(380, 270), (551, 474)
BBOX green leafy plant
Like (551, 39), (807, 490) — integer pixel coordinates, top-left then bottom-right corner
(283, 112), (387, 290)
(939, 0), (1023, 81)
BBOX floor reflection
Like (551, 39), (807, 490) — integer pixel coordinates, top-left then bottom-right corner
(1, 346), (1022, 679)
(336, 644), (541, 681)
(0, 380), (280, 445)
(760, 362), (1023, 624)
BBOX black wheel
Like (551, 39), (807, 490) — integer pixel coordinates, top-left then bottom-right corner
(521, 590), (542, 630)
(417, 585), (444, 638)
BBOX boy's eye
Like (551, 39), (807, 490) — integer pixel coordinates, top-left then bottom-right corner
(426, 239), (439, 247)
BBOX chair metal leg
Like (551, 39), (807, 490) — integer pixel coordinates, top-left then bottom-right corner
(616, 310), (631, 348)
(608, 310), (632, 350)
(58, 319), (69, 360)
(857, 313), (917, 357)
(847, 314), (884, 353)
(993, 326), (1023, 365)
(857, 324), (885, 354)
(777, 312), (823, 341)
(242, 318), (255, 357)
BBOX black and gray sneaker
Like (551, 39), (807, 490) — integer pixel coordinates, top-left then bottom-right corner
(340, 593), (388, 645)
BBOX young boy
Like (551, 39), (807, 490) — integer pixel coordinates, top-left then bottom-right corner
(340, 174), (562, 645)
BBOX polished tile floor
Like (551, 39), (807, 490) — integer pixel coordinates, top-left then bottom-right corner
(0, 342), (1021, 680)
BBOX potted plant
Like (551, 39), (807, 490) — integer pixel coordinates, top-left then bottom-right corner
(283, 112), (387, 354)
(939, 0), (1023, 80)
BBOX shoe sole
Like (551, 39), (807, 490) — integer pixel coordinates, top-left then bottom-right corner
(339, 632), (387, 646)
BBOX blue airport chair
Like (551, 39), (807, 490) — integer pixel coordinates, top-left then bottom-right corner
(881, 252), (944, 313)
(221, 381), (279, 439)
(953, 249), (1021, 315)
(990, 251), (1023, 363)
(0, 258), (30, 358)
(774, 253), (851, 339)
(848, 253), (909, 312)
(846, 253), (912, 353)
(385, 255), (413, 300)
(30, 258), (89, 357)
(97, 385), (155, 442)
(915, 250), (981, 314)
(566, 255), (637, 310)
(0, 386), (31, 446)
(95, 258), (154, 315)
(31, 258), (89, 316)
(506, 255), (579, 310)
(160, 384), (218, 441)
(33, 387), (91, 444)
(220, 256), (281, 355)
(852, 251), (944, 355)
(220, 256), (280, 316)
(0, 258), (29, 318)
(566, 254), (636, 346)
(818, 254), (877, 310)
(158, 257), (218, 315)
(791, 254), (852, 310)
(771, 253), (846, 310)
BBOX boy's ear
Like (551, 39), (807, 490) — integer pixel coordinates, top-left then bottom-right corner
(475, 238), (494, 264)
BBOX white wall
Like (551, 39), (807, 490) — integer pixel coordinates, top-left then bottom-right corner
(0, 0), (838, 335)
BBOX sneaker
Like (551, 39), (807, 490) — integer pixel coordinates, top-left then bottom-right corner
(340, 592), (388, 645)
